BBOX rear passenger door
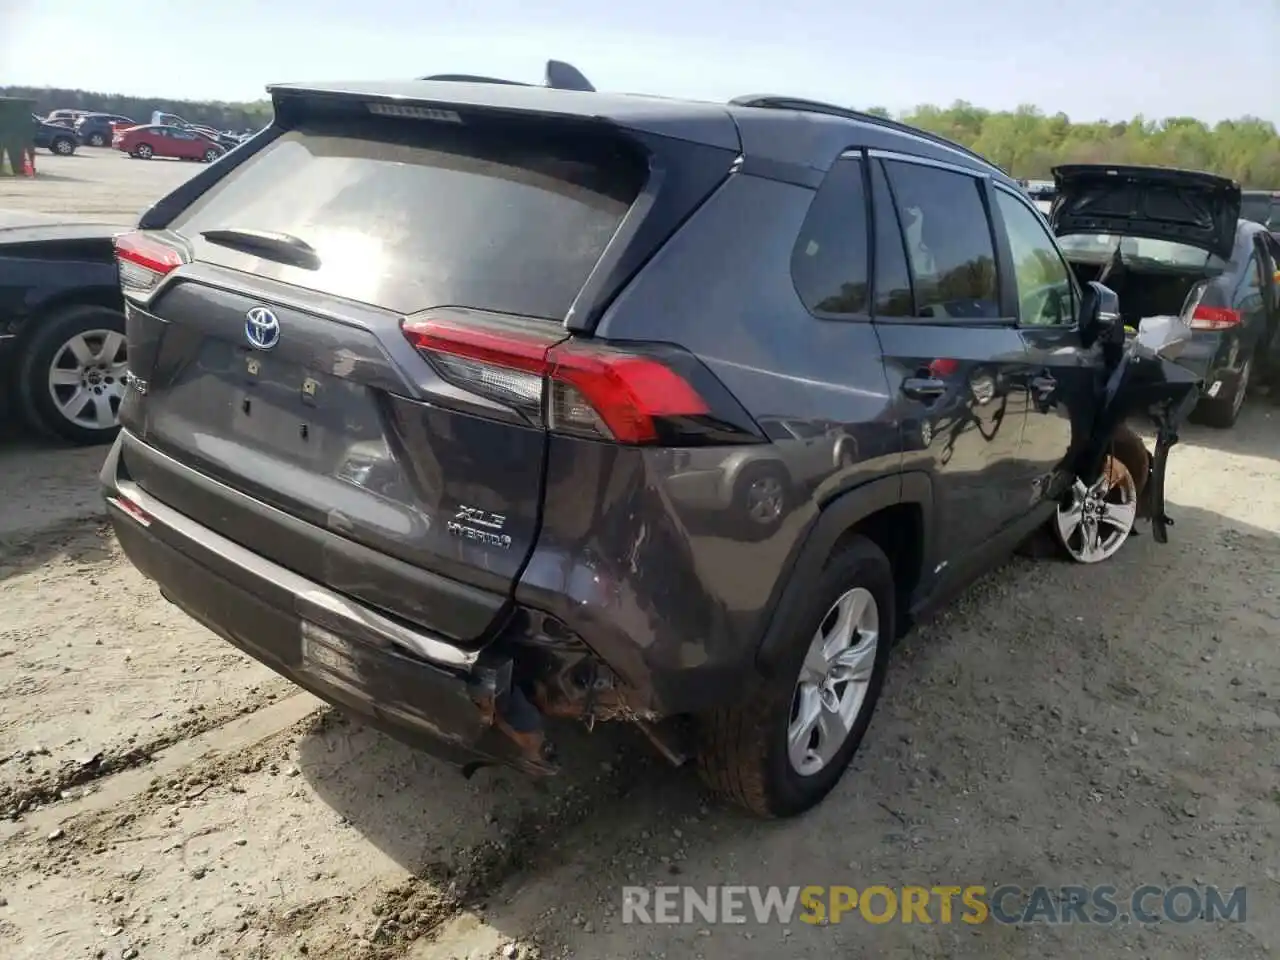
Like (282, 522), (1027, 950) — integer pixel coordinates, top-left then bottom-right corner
(867, 153), (1033, 579)
(988, 182), (1099, 501)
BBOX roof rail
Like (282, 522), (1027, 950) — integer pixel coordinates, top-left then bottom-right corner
(418, 60), (596, 93)
(728, 95), (994, 168)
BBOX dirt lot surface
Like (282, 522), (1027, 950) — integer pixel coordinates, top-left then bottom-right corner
(2, 151), (1279, 960)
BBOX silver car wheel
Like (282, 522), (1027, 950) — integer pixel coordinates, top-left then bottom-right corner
(46, 329), (127, 432)
(788, 586), (879, 776)
(746, 475), (784, 524)
(1054, 461), (1137, 564)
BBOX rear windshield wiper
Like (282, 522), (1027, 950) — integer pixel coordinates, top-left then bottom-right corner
(199, 228), (320, 270)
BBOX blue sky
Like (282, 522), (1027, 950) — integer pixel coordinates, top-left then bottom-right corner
(2, 0), (1278, 123)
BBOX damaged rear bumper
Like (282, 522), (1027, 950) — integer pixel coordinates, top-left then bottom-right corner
(99, 434), (560, 776)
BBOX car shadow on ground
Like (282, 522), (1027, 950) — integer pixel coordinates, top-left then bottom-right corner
(294, 707), (689, 908)
(0, 425), (113, 581)
(293, 495), (1280, 958)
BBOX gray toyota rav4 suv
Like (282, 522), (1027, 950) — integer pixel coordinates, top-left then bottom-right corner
(102, 68), (1157, 817)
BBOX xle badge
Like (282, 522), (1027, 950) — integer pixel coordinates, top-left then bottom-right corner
(449, 506), (513, 549)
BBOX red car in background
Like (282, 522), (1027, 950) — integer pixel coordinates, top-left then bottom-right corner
(112, 124), (224, 162)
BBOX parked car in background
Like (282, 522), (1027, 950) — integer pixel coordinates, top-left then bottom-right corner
(76, 113), (135, 147)
(31, 114), (78, 156)
(0, 211), (129, 444)
(188, 125), (242, 151)
(1053, 165), (1280, 428)
(101, 70), (1195, 821)
(113, 124), (225, 162)
(44, 109), (89, 128)
(1242, 190), (1280, 232)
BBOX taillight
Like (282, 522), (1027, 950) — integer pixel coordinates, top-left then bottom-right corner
(114, 231), (187, 302)
(402, 315), (712, 445)
(1188, 305), (1241, 331)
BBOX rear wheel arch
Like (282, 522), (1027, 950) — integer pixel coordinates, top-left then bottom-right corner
(754, 472), (932, 675)
(11, 285), (124, 348)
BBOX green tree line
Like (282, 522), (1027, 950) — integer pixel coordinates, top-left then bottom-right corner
(5, 86), (1278, 185)
(887, 102), (1280, 187)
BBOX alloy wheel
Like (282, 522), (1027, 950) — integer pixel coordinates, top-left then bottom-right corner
(46, 329), (128, 433)
(787, 587), (880, 776)
(54, 139), (73, 155)
(1054, 457), (1137, 563)
(746, 475), (784, 524)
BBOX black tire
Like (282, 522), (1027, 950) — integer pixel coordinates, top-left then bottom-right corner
(696, 536), (895, 818)
(16, 304), (127, 446)
(731, 461), (789, 541)
(87, 132), (107, 148)
(1194, 357), (1251, 429)
(50, 135), (76, 156)
(133, 143), (153, 160)
(203, 148), (220, 163)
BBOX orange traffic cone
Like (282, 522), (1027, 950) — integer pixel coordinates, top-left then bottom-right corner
(22, 148), (35, 177)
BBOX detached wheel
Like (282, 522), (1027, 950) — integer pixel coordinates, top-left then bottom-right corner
(51, 135), (76, 156)
(1053, 455), (1138, 563)
(697, 536), (894, 818)
(17, 304), (128, 446)
(1196, 357), (1251, 429)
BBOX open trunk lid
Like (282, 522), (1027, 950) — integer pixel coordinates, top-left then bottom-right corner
(1050, 164), (1241, 261)
(116, 85), (738, 646)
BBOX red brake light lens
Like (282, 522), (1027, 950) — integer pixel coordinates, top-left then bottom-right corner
(114, 231), (187, 301)
(401, 316), (711, 445)
(1188, 305), (1241, 331)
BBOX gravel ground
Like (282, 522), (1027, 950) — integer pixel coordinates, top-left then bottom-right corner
(1, 151), (1278, 960)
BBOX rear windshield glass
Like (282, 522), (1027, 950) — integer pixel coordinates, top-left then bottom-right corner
(167, 115), (647, 319)
(1057, 233), (1228, 271)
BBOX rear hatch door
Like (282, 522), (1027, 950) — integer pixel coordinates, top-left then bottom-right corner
(119, 85), (737, 646)
(1051, 164), (1241, 261)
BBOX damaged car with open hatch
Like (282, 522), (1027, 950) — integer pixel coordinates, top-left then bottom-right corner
(1051, 164), (1279, 428)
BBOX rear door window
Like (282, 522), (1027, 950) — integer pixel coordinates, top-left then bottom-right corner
(167, 116), (648, 320)
(882, 160), (1000, 321)
(791, 156), (870, 318)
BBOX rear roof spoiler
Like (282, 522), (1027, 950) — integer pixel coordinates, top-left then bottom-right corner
(418, 59), (596, 93)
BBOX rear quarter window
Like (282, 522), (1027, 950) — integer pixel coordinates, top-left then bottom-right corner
(167, 116), (648, 319)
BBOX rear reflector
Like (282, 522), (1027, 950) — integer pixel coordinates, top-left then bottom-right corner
(106, 494), (152, 528)
(1188, 305), (1241, 331)
(114, 231), (187, 301)
(402, 316), (710, 444)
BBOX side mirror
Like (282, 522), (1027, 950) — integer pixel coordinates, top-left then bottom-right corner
(1079, 280), (1123, 349)
(1134, 314), (1192, 361)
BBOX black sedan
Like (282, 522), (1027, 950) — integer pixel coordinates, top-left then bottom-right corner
(31, 114), (79, 156)
(0, 212), (130, 445)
